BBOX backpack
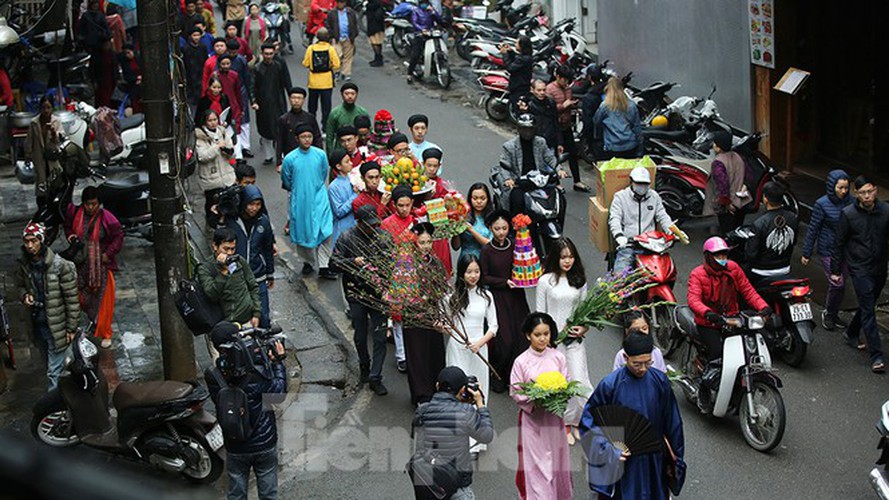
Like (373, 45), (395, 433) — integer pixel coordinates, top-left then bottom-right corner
(311, 47), (331, 73)
(173, 278), (224, 336)
(405, 403), (462, 499)
(209, 368), (253, 441)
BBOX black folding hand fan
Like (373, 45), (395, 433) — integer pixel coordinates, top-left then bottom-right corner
(590, 405), (666, 455)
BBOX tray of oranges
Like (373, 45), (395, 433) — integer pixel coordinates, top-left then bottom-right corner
(379, 157), (435, 195)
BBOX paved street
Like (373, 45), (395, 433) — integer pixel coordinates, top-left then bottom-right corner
(259, 38), (888, 499)
(0, 27), (886, 500)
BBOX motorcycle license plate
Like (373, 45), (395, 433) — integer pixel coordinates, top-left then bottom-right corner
(206, 424), (224, 451)
(789, 302), (813, 322)
(385, 26), (394, 36)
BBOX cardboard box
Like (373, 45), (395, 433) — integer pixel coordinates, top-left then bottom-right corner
(588, 196), (614, 253)
(594, 158), (658, 208)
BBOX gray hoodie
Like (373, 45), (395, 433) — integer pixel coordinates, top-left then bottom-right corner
(608, 186), (674, 241)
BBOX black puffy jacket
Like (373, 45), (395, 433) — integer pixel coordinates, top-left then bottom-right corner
(207, 361), (287, 454)
(745, 208), (799, 275)
(831, 200), (889, 278)
(414, 392), (494, 488)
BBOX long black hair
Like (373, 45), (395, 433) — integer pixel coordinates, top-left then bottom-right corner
(521, 312), (558, 348)
(449, 254), (490, 315)
(466, 183), (493, 225)
(542, 237), (586, 289)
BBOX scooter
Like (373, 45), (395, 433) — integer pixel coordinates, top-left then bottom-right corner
(724, 225), (816, 367)
(261, 2), (293, 54)
(670, 307), (787, 452)
(66, 102), (147, 168)
(489, 169), (566, 259)
(628, 230), (679, 356)
(651, 131), (799, 221)
(18, 138), (154, 244)
(31, 327), (225, 483)
(870, 400), (889, 498)
(407, 29), (451, 88)
(386, 2), (415, 58)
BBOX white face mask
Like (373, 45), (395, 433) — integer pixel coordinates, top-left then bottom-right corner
(632, 184), (649, 196)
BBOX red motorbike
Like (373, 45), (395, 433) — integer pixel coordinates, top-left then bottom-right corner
(649, 131), (799, 221)
(631, 230), (679, 355)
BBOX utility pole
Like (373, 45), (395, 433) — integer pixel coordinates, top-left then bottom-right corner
(137, 0), (195, 381)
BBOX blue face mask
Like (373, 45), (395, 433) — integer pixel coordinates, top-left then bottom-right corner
(714, 258), (728, 267)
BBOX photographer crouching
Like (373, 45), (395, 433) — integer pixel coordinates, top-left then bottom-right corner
(206, 322), (287, 500)
(409, 366), (494, 500)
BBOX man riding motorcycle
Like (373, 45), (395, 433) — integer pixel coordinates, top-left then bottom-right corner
(491, 113), (568, 216)
(687, 236), (770, 412)
(608, 166), (689, 271)
(744, 182), (799, 287)
(405, 0), (442, 84)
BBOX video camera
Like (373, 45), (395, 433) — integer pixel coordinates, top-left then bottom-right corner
(216, 324), (287, 380)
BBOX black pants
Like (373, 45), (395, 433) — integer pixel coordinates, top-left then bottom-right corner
(407, 35), (425, 75)
(716, 210), (746, 236)
(349, 300), (387, 381)
(847, 273), (887, 363)
(697, 325), (724, 362)
(559, 126), (581, 183)
(308, 88), (332, 128)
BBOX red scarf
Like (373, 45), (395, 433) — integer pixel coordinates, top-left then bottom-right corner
(206, 91), (224, 114)
(74, 206), (104, 290)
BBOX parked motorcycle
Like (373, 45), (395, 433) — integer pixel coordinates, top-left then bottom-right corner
(66, 102), (147, 168)
(261, 2), (294, 54)
(17, 138), (154, 244)
(670, 307), (787, 452)
(628, 230), (679, 356)
(408, 29), (451, 88)
(31, 327), (224, 483)
(385, 2), (415, 58)
(724, 225), (815, 367)
(651, 131), (799, 221)
(870, 399), (889, 498)
(489, 169), (566, 259)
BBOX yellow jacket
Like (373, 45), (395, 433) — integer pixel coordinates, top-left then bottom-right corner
(302, 42), (340, 90)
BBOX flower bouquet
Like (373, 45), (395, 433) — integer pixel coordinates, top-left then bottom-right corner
(514, 371), (587, 417)
(555, 268), (663, 345)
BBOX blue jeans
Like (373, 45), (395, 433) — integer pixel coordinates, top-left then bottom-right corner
(226, 446), (278, 500)
(35, 325), (69, 392)
(258, 281), (271, 329)
(613, 247), (642, 273)
(846, 274), (886, 364)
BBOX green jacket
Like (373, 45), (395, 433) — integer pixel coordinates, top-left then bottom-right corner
(14, 247), (80, 351)
(196, 255), (261, 324)
(325, 103), (369, 151)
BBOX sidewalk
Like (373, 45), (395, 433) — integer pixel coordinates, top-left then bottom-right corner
(0, 173), (360, 491)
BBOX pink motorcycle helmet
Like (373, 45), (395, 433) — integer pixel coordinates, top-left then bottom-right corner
(702, 236), (730, 254)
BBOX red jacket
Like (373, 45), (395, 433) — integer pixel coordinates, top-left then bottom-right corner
(687, 260), (767, 328)
(308, 0), (336, 35)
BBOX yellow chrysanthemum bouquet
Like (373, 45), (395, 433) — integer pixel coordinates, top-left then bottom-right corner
(514, 371), (587, 417)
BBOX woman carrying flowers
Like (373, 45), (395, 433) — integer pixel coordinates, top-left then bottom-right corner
(535, 237), (592, 445)
(510, 312), (573, 500)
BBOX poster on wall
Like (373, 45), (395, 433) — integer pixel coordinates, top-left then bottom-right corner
(749, 0), (774, 68)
